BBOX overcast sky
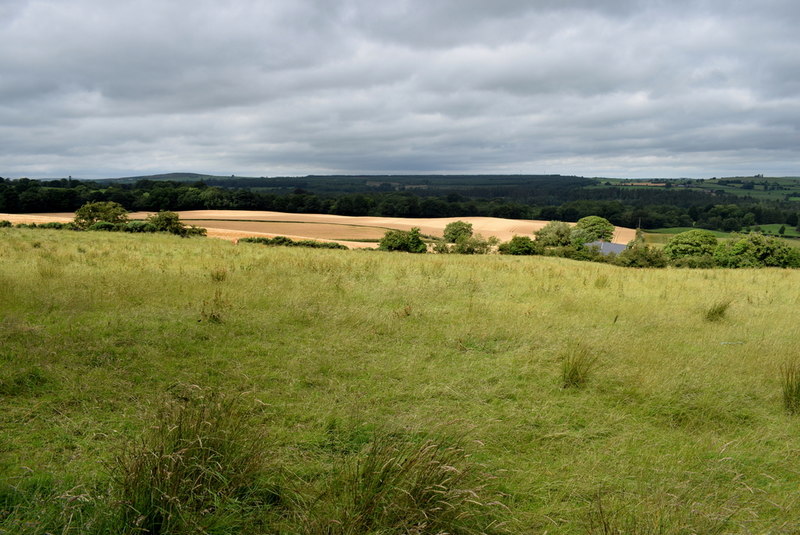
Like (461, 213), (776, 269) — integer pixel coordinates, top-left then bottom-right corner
(2, 0), (800, 179)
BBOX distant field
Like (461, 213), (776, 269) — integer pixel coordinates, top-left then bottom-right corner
(8, 209), (638, 246)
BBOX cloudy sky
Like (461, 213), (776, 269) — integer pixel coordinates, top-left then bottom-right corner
(2, 0), (800, 179)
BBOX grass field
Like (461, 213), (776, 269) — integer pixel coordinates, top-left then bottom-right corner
(3, 228), (800, 533)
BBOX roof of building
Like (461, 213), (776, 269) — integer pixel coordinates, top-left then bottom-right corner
(585, 241), (628, 255)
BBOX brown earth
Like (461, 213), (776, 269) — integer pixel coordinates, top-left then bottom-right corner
(3, 210), (636, 249)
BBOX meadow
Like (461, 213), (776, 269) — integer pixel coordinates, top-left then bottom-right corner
(2, 228), (800, 533)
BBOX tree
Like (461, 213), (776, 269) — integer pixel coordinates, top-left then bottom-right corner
(714, 233), (800, 268)
(378, 227), (427, 253)
(443, 221), (473, 243)
(535, 221), (572, 247)
(573, 216), (614, 242)
(663, 229), (718, 259)
(73, 201), (128, 229)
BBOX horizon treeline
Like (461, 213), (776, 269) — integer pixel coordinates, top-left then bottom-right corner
(0, 175), (797, 231)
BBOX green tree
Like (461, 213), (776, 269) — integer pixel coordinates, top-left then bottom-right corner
(573, 216), (614, 242)
(73, 201), (128, 229)
(535, 221), (572, 247)
(443, 221), (473, 243)
(714, 233), (800, 268)
(663, 229), (718, 260)
(379, 227), (427, 253)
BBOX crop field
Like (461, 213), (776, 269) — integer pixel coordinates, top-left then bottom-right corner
(2, 228), (800, 533)
(19, 210), (637, 247)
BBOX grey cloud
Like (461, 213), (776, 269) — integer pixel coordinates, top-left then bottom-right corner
(2, 0), (800, 178)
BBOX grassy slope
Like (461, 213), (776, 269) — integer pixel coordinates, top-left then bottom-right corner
(2, 229), (800, 532)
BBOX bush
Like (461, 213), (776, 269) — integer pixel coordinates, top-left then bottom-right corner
(452, 234), (498, 254)
(378, 227), (427, 253)
(37, 222), (68, 230)
(714, 233), (800, 268)
(87, 221), (121, 232)
(443, 220), (474, 243)
(614, 243), (667, 268)
(574, 215), (615, 242)
(240, 236), (347, 249)
(145, 211), (206, 237)
(74, 201), (128, 230)
(0, 220), (11, 228)
(498, 235), (540, 255)
(123, 221), (158, 233)
(670, 254), (716, 269)
(663, 229), (718, 260)
(535, 221), (572, 247)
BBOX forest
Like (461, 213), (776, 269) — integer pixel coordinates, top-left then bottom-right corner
(1, 174), (799, 232)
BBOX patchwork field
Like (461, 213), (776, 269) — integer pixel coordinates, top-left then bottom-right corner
(2, 227), (800, 533)
(12, 210), (637, 247)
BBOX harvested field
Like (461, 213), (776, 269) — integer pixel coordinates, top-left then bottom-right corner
(7, 209), (637, 247)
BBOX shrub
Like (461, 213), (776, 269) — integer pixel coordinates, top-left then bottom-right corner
(663, 229), (719, 260)
(123, 221), (158, 233)
(452, 234), (498, 254)
(113, 389), (268, 534)
(36, 222), (68, 230)
(498, 235), (540, 255)
(535, 221), (572, 247)
(714, 233), (800, 268)
(240, 236), (347, 249)
(574, 215), (615, 242)
(443, 220), (474, 243)
(614, 243), (667, 268)
(74, 201), (128, 229)
(378, 227), (427, 253)
(0, 220), (11, 228)
(87, 221), (120, 232)
(145, 211), (206, 237)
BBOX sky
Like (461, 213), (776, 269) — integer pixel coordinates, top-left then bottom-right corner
(2, 0), (800, 180)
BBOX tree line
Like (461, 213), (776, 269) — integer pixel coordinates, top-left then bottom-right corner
(1, 176), (799, 232)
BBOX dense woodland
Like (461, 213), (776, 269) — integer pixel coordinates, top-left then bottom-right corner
(1, 174), (799, 231)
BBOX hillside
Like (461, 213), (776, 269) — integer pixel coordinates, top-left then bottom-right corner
(2, 228), (800, 532)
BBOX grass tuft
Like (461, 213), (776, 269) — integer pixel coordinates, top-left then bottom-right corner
(561, 345), (599, 389)
(112, 388), (268, 534)
(703, 300), (732, 322)
(302, 431), (508, 534)
(781, 361), (800, 414)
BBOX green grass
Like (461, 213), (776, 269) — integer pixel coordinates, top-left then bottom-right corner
(2, 228), (800, 532)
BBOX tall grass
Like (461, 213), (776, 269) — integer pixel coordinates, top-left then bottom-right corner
(301, 432), (508, 534)
(113, 388), (269, 534)
(780, 361), (800, 414)
(3, 228), (800, 532)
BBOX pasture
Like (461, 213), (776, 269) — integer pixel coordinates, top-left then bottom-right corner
(2, 227), (800, 533)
